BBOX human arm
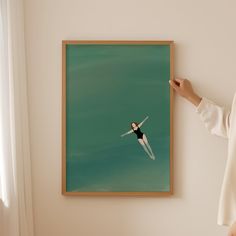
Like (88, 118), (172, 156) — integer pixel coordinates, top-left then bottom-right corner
(169, 78), (231, 138)
(138, 116), (149, 128)
(120, 129), (134, 137)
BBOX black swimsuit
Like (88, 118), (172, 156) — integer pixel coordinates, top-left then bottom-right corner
(133, 127), (144, 140)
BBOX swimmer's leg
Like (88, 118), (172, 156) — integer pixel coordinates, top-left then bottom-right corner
(138, 138), (154, 160)
(143, 134), (156, 160)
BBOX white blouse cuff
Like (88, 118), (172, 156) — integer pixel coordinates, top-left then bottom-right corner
(195, 97), (211, 114)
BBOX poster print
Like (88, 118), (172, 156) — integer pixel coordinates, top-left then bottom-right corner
(62, 41), (174, 196)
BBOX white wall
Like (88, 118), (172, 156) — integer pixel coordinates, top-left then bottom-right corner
(23, 0), (236, 235)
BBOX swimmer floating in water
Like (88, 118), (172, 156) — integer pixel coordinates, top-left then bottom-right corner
(120, 116), (156, 160)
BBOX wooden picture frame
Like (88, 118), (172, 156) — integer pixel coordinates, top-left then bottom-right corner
(62, 40), (174, 196)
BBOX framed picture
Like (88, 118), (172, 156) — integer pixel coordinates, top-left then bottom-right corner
(62, 40), (174, 196)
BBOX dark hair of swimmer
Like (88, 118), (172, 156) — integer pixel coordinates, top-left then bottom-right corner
(131, 122), (139, 130)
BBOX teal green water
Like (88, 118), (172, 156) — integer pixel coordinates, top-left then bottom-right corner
(66, 44), (170, 192)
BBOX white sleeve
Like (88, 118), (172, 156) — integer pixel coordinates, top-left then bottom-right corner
(195, 97), (231, 139)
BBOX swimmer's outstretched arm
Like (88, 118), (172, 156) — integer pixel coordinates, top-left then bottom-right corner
(120, 129), (134, 137)
(138, 116), (149, 127)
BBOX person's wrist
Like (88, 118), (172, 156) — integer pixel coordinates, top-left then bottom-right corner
(187, 93), (202, 107)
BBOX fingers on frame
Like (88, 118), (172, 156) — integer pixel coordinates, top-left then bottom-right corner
(169, 80), (180, 91)
(174, 77), (185, 83)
